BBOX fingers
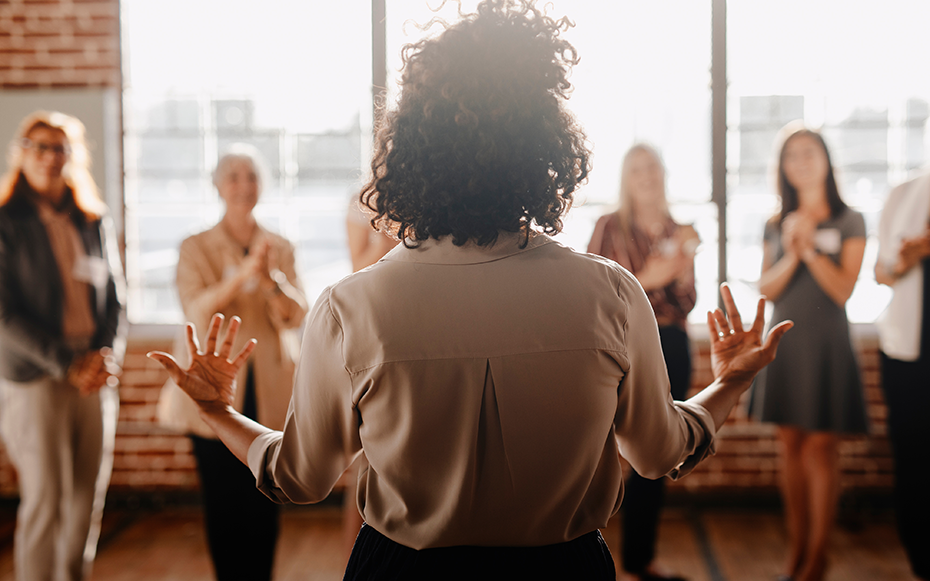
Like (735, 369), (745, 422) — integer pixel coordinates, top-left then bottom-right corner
(749, 297), (767, 335)
(719, 283), (743, 333)
(712, 308), (730, 337)
(762, 320), (794, 355)
(206, 314), (224, 355)
(707, 307), (728, 341)
(230, 338), (257, 369)
(146, 351), (184, 382)
(218, 316), (241, 359)
(705, 310), (717, 340)
(185, 323), (200, 356)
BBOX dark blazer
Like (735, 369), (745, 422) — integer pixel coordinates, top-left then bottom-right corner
(0, 176), (126, 382)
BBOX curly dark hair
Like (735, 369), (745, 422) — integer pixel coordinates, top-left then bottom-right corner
(361, 0), (591, 247)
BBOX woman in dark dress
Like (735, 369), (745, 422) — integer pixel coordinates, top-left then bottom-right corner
(754, 125), (867, 581)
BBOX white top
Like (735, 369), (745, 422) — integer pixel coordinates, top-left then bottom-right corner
(877, 171), (930, 361)
(248, 232), (716, 549)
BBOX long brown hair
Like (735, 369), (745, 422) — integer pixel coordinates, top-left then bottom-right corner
(0, 110), (106, 220)
(775, 124), (847, 226)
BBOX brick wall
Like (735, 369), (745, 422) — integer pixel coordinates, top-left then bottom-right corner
(665, 336), (892, 495)
(0, 0), (121, 89)
(0, 334), (895, 498)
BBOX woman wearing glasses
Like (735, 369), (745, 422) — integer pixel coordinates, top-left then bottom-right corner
(0, 111), (125, 581)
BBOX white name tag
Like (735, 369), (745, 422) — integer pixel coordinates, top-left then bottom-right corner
(814, 228), (842, 254)
(72, 256), (109, 289)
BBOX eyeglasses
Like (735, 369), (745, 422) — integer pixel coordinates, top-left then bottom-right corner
(19, 138), (71, 158)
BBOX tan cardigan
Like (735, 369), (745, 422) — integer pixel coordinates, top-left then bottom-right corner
(248, 232), (716, 549)
(157, 223), (308, 437)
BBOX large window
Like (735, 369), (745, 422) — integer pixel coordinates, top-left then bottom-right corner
(386, 0), (716, 318)
(122, 0), (930, 327)
(122, 0), (370, 323)
(725, 0), (930, 321)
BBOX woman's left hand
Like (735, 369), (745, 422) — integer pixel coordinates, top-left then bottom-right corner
(148, 314), (256, 408)
(707, 283), (793, 386)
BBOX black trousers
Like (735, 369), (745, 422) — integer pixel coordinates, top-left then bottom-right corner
(344, 524), (616, 581)
(879, 351), (930, 580)
(621, 325), (691, 574)
(189, 367), (280, 581)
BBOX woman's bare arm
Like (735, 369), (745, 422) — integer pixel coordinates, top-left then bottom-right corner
(800, 237), (866, 307)
(758, 239), (800, 301)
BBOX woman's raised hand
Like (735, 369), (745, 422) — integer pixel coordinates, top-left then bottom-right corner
(148, 314), (256, 407)
(707, 283), (793, 386)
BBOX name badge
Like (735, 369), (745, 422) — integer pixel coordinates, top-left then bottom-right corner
(814, 228), (842, 254)
(73, 256), (109, 290)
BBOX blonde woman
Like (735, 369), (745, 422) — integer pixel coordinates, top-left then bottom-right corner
(587, 144), (698, 581)
(0, 111), (124, 581)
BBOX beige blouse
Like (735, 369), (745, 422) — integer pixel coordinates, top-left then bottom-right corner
(158, 223), (307, 436)
(247, 232), (716, 549)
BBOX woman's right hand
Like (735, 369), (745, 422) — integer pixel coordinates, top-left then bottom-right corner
(148, 314), (256, 408)
(895, 230), (930, 275)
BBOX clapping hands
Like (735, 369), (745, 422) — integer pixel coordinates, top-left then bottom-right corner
(895, 230), (930, 276)
(67, 347), (120, 396)
(782, 212), (816, 258)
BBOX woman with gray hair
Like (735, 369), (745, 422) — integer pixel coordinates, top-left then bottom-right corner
(157, 145), (307, 581)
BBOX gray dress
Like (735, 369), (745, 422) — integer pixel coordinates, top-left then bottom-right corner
(751, 208), (869, 434)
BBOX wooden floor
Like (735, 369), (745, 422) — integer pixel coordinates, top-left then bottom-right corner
(0, 502), (916, 581)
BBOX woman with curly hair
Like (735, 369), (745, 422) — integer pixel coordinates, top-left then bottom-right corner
(149, 1), (790, 579)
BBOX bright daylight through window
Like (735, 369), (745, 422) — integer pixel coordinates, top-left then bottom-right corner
(122, 0), (930, 327)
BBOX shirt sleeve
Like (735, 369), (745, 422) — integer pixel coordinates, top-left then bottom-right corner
(841, 209), (867, 241)
(877, 185), (906, 267)
(92, 216), (127, 361)
(247, 287), (362, 503)
(612, 270), (716, 480)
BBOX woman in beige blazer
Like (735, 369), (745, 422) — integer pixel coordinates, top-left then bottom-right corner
(157, 145), (307, 581)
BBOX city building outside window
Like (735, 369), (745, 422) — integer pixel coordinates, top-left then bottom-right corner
(122, 0), (930, 327)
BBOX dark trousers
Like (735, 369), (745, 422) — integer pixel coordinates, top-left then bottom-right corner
(189, 368), (280, 581)
(879, 351), (930, 580)
(344, 524), (616, 581)
(621, 325), (691, 574)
